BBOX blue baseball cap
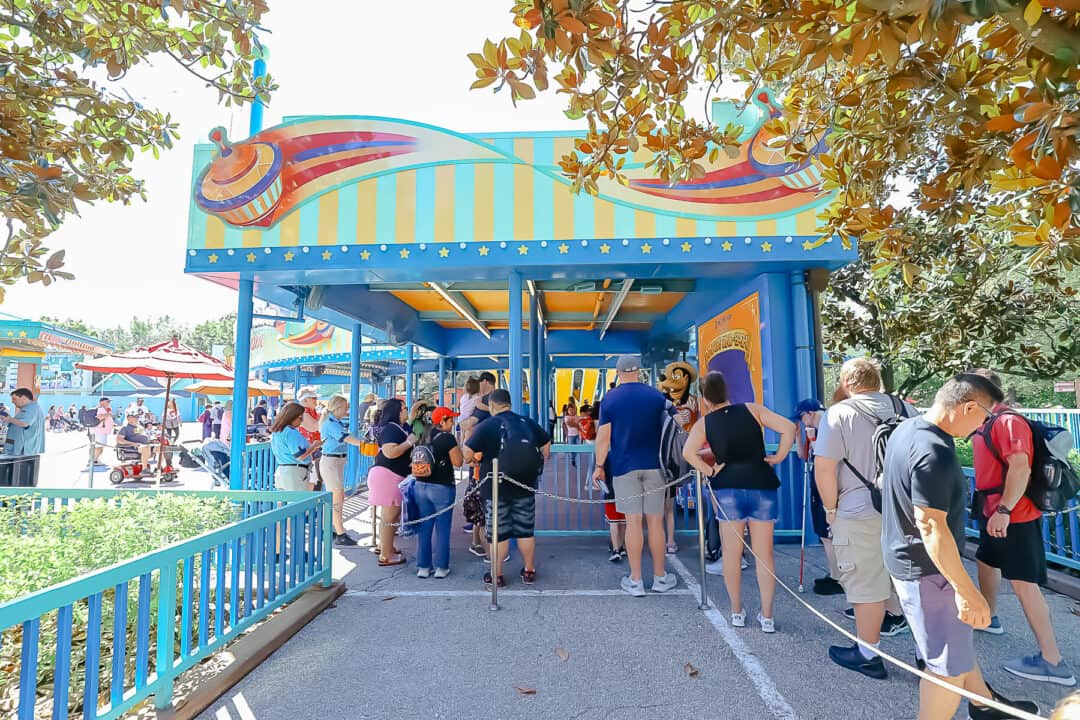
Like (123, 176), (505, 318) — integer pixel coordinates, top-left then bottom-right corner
(792, 398), (825, 419)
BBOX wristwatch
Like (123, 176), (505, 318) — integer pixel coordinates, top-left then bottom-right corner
(995, 504), (1012, 516)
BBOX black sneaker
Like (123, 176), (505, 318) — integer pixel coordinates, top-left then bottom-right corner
(333, 532), (358, 547)
(968, 685), (1039, 719)
(828, 644), (888, 680)
(619, 547), (627, 558)
(915, 656), (926, 672)
(468, 544), (486, 558)
(843, 607), (855, 620)
(813, 575), (845, 596)
(482, 571), (506, 589)
(880, 612), (910, 637)
(825, 647), (885, 682)
(609, 545), (622, 562)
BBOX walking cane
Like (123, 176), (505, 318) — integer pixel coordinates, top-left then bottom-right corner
(798, 456), (810, 593)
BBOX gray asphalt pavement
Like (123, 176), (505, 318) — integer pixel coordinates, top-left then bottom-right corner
(199, 485), (1080, 720)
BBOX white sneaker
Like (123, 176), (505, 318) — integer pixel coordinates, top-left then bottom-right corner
(417, 567), (431, 579)
(433, 567), (450, 579)
(731, 610), (747, 628)
(757, 613), (775, 633)
(620, 575), (646, 597)
(651, 572), (678, 593)
(705, 559), (725, 575)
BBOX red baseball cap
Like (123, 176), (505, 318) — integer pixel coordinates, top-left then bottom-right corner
(431, 407), (460, 424)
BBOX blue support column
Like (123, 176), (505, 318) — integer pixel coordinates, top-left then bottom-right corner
(229, 279), (254, 489)
(528, 294), (539, 422)
(348, 323), (362, 488)
(508, 272), (523, 413)
(405, 345), (415, 406)
(437, 356), (446, 406)
(790, 272), (815, 402)
(293, 365), (302, 399)
(537, 327), (547, 427)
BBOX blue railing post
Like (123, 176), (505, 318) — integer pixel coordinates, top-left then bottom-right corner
(348, 323), (362, 488)
(437, 355), (446, 407)
(528, 291), (539, 421)
(509, 271), (523, 413)
(405, 345), (414, 406)
(153, 561), (178, 709)
(230, 279), (254, 489)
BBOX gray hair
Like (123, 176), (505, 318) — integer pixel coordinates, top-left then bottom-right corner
(934, 373), (1004, 409)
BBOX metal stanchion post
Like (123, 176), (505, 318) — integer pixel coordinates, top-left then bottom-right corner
(87, 436), (96, 489)
(695, 470), (708, 609)
(489, 458), (500, 611)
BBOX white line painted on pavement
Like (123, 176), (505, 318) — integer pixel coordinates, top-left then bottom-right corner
(343, 588), (695, 598)
(668, 555), (798, 720)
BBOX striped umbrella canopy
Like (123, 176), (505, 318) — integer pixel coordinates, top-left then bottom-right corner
(76, 336), (233, 380)
(186, 378), (281, 398)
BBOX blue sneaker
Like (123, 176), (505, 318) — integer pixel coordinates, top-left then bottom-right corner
(976, 615), (1004, 635)
(1003, 653), (1076, 687)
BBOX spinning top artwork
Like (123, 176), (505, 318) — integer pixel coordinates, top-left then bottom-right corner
(195, 127), (283, 226)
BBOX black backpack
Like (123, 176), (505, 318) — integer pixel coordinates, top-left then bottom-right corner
(975, 411), (1079, 514)
(841, 395), (910, 514)
(79, 408), (101, 429)
(410, 428), (449, 479)
(658, 412), (690, 485)
(495, 414), (545, 483)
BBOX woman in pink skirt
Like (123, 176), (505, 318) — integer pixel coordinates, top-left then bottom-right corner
(368, 398), (415, 566)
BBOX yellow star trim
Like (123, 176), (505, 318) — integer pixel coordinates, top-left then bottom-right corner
(721, 241), (733, 251)
(439, 247), (450, 258)
(680, 242), (692, 253)
(17, 331), (26, 338)
(479, 246), (490, 256)
(399, 248), (410, 259)
(517, 245), (529, 255)
(5, 331), (12, 337)
(761, 242), (773, 253)
(803, 240), (815, 251)
(360, 250), (371, 260)
(558, 243), (569, 254)
(245, 252), (257, 263)
(283, 251), (295, 262)
(207, 253), (219, 264)
(640, 243), (653, 254)
(321, 250), (332, 260)
(599, 243), (611, 254)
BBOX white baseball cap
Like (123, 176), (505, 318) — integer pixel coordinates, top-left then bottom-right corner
(297, 388), (318, 402)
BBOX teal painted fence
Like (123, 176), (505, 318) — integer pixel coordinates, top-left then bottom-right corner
(0, 488), (332, 720)
(240, 443), (373, 493)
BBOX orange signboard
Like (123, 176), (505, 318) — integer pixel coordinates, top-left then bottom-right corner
(697, 293), (764, 405)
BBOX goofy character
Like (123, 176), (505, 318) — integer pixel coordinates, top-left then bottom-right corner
(658, 361), (698, 431)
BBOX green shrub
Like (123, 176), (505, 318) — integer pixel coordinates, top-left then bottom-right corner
(0, 493), (238, 718)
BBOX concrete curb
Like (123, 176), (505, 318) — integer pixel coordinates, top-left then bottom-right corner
(159, 581), (347, 720)
(963, 541), (1080, 601)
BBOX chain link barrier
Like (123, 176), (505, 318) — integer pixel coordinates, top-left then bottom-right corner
(382, 472), (492, 529)
(498, 470), (695, 504)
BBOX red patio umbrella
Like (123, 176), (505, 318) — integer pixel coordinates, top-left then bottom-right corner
(77, 336), (233, 480)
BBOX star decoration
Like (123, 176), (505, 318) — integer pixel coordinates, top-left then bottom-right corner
(283, 251), (295, 262)
(680, 242), (693, 253)
(557, 243), (569, 254)
(802, 240), (815, 251)
(517, 245), (529, 255)
(17, 331), (26, 338)
(640, 243), (653, 254)
(439, 247), (450, 258)
(721, 241), (733, 251)
(5, 331), (12, 337)
(761, 242), (773, 253)
(399, 248), (410, 259)
(599, 243), (611, 254)
(245, 252), (257, 263)
(321, 250), (332, 261)
(360, 250), (371, 260)
(208, 253), (219, 264)
(478, 246), (490, 256)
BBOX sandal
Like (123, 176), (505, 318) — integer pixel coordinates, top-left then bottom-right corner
(482, 571), (506, 588)
(378, 553), (406, 567)
(519, 568), (536, 585)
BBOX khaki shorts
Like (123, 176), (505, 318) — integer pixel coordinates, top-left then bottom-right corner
(274, 464), (311, 492)
(831, 514), (892, 604)
(319, 455), (346, 492)
(613, 469), (665, 516)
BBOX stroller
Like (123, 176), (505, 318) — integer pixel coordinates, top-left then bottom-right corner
(179, 439), (231, 487)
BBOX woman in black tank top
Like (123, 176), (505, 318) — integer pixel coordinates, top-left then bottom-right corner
(683, 372), (797, 632)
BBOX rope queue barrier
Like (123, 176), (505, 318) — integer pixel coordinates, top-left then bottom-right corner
(698, 474), (1044, 720)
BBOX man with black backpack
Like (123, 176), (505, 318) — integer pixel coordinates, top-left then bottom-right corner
(970, 369), (1075, 687)
(464, 389), (551, 589)
(814, 358), (913, 679)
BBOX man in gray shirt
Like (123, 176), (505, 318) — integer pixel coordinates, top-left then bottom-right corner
(814, 357), (915, 680)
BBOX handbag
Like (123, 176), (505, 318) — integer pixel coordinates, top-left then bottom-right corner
(463, 477), (486, 525)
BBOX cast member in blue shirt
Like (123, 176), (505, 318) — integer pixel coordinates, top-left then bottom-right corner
(3, 388), (45, 456)
(270, 402), (322, 491)
(319, 395), (367, 546)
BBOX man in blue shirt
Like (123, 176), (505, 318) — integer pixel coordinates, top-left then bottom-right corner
(593, 355), (677, 596)
(4, 388), (45, 456)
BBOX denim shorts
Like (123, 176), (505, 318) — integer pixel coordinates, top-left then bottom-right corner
(712, 488), (778, 522)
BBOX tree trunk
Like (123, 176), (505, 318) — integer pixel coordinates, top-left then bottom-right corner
(880, 364), (896, 394)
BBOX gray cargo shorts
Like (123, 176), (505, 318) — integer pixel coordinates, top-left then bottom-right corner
(892, 574), (976, 677)
(613, 469), (665, 516)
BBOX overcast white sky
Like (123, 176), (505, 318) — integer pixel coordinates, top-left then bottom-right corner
(4, 1), (608, 326)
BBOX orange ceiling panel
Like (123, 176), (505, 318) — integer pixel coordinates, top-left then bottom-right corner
(541, 291), (605, 314)
(389, 290), (452, 312)
(619, 291), (686, 313)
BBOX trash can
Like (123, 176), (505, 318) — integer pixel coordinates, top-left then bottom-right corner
(0, 454), (41, 487)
